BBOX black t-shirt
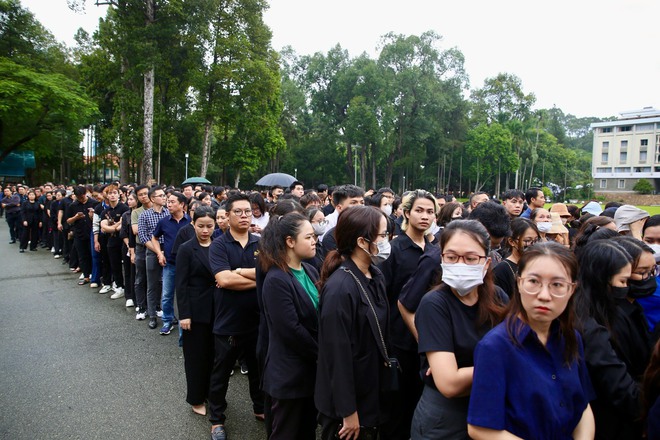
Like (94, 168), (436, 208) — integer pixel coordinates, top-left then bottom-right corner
(378, 233), (431, 351)
(101, 202), (129, 247)
(59, 197), (73, 230)
(209, 230), (260, 335)
(416, 285), (495, 391)
(493, 259), (518, 299)
(65, 198), (97, 240)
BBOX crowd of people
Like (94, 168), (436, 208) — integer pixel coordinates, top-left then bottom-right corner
(2, 180), (660, 440)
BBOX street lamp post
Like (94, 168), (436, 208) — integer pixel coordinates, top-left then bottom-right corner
(185, 153), (189, 180)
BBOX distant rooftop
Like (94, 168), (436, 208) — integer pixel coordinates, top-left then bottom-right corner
(618, 106), (660, 119)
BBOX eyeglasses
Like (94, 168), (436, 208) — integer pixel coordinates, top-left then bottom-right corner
(232, 209), (252, 217)
(634, 266), (657, 281)
(441, 253), (487, 265)
(518, 276), (575, 298)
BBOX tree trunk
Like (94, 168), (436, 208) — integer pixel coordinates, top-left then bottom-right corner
(200, 117), (213, 178)
(234, 168), (241, 189)
(141, 0), (155, 184)
(142, 66), (154, 184)
(371, 143), (377, 189)
(360, 146), (366, 189)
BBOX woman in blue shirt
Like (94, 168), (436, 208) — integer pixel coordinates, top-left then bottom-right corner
(468, 242), (595, 439)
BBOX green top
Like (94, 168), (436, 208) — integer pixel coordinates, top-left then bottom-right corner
(290, 266), (319, 309)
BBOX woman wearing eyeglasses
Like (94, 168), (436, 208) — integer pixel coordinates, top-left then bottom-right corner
(574, 240), (643, 440)
(493, 218), (540, 298)
(468, 242), (595, 439)
(411, 220), (507, 439)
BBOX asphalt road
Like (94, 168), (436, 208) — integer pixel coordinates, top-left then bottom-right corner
(0, 225), (266, 440)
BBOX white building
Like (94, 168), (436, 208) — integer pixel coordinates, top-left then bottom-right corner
(591, 107), (660, 193)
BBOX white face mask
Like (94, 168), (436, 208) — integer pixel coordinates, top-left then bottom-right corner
(361, 238), (391, 265)
(381, 204), (393, 217)
(441, 263), (487, 296)
(312, 221), (327, 236)
(536, 222), (553, 233)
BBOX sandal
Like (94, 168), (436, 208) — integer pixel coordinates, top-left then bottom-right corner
(78, 278), (89, 285)
(72, 268), (81, 273)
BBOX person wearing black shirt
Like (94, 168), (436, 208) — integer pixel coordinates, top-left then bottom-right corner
(208, 194), (263, 440)
(378, 189), (439, 439)
(66, 186), (97, 285)
(20, 189), (42, 252)
(411, 220), (507, 439)
(315, 206), (391, 440)
(492, 218), (539, 298)
(100, 184), (130, 299)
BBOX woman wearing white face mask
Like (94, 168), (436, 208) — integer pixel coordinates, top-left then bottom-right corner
(315, 205), (392, 440)
(531, 207), (552, 241)
(411, 220), (508, 439)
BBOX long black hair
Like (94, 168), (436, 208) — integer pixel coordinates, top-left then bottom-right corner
(575, 240), (632, 339)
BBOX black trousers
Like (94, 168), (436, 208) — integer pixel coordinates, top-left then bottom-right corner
(74, 236), (92, 277)
(379, 347), (423, 440)
(107, 245), (124, 289)
(122, 244), (135, 302)
(6, 211), (20, 241)
(270, 396), (317, 440)
(134, 245), (147, 311)
(20, 220), (40, 250)
(182, 321), (214, 405)
(99, 236), (112, 286)
(208, 331), (264, 425)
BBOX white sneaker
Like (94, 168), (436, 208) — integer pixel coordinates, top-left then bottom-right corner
(53, 254), (61, 259)
(99, 284), (113, 294)
(90, 282), (99, 288)
(79, 274), (85, 280)
(135, 309), (147, 320)
(110, 287), (125, 300)
(112, 281), (118, 290)
(125, 299), (135, 308)
(156, 310), (164, 318)
(51, 247), (55, 253)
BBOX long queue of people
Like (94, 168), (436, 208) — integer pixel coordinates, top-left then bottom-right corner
(2, 180), (660, 440)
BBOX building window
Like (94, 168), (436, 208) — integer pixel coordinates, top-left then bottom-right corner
(620, 152), (627, 163)
(640, 151), (648, 162)
(618, 180), (625, 189)
(600, 180), (607, 189)
(602, 127), (612, 133)
(619, 126), (632, 132)
(602, 141), (609, 149)
(637, 124), (654, 131)
(641, 139), (649, 146)
(601, 152), (609, 163)
(621, 140), (628, 148)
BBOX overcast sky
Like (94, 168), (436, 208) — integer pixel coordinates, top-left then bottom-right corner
(21, 0), (660, 119)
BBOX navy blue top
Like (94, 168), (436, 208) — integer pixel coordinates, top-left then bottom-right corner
(468, 318), (595, 439)
(209, 230), (260, 335)
(637, 274), (660, 333)
(153, 214), (191, 265)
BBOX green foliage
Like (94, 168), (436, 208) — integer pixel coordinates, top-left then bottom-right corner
(633, 179), (654, 195)
(541, 186), (552, 199)
(0, 58), (98, 160)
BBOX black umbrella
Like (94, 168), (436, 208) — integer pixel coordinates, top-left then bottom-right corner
(255, 172), (296, 187)
(182, 176), (212, 185)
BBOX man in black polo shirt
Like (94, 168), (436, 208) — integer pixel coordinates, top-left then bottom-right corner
(208, 193), (263, 440)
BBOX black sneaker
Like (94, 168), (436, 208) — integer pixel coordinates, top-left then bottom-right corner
(171, 318), (179, 326)
(148, 318), (158, 329)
